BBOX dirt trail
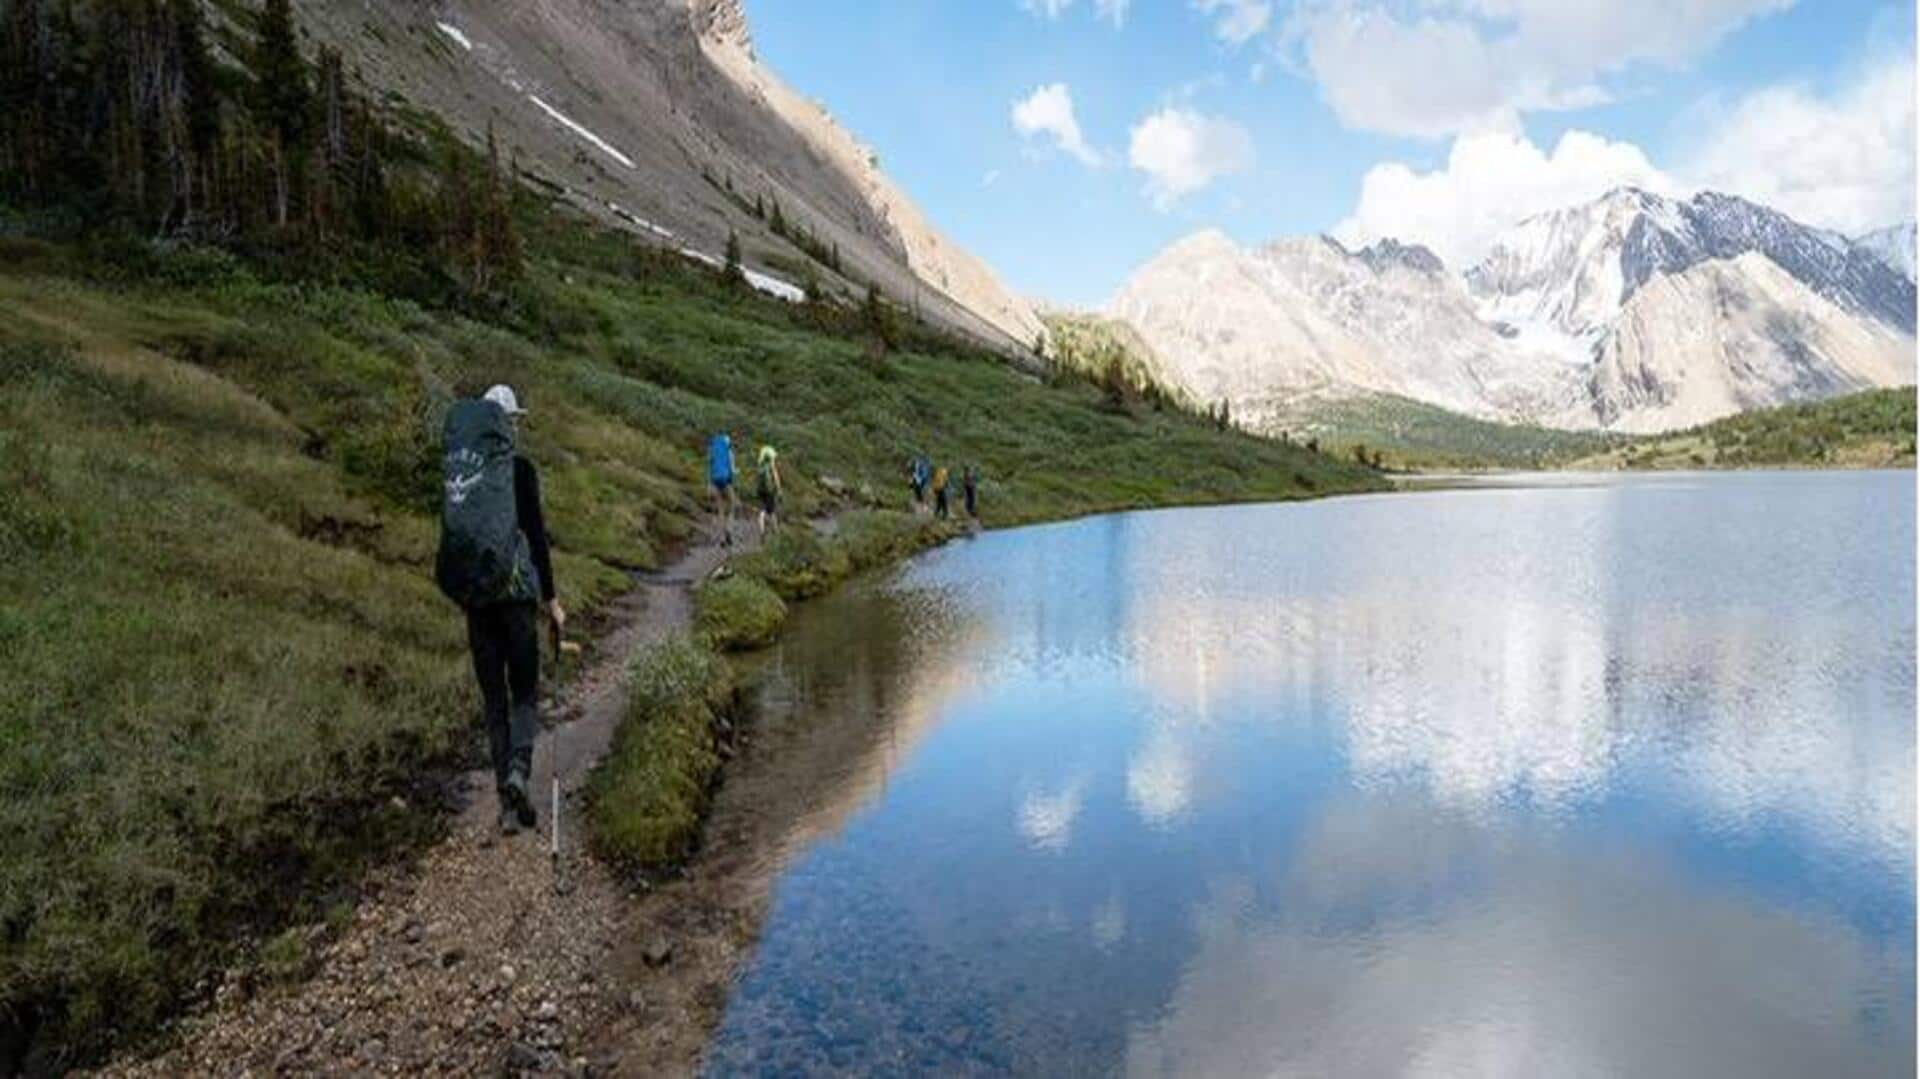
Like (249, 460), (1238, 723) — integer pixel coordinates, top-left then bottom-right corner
(99, 519), (777, 1078)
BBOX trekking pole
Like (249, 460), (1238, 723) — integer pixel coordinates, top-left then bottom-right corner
(549, 617), (573, 896)
(551, 720), (572, 895)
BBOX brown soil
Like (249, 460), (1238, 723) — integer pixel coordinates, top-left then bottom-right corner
(93, 517), (851, 1078)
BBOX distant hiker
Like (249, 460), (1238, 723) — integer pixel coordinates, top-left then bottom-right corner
(932, 464), (951, 520)
(755, 443), (783, 536)
(436, 385), (562, 837)
(910, 454), (931, 512)
(708, 430), (738, 546)
(962, 465), (978, 519)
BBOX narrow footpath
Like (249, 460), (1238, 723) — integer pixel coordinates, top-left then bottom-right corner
(102, 522), (775, 1077)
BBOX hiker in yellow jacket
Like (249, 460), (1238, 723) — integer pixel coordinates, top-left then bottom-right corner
(932, 464), (951, 520)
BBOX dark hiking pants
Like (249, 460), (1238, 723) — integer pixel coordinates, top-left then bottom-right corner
(467, 600), (539, 789)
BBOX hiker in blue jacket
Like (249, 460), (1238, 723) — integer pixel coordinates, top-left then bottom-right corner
(709, 430), (739, 546)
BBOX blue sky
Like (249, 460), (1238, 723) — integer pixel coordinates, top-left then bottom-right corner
(745, 1), (1915, 307)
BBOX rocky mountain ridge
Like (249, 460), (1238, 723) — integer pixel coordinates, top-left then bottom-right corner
(1855, 222), (1917, 282)
(286, 0), (1044, 355)
(1111, 188), (1915, 433)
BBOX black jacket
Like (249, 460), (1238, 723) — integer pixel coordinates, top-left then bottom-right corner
(513, 455), (556, 603)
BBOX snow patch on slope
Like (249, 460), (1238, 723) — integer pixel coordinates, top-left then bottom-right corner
(527, 96), (635, 170)
(675, 247), (805, 303)
(435, 22), (473, 51)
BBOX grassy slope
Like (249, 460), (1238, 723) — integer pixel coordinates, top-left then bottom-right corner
(1041, 311), (1195, 407)
(0, 209), (1380, 1060)
(1566, 387), (1918, 470)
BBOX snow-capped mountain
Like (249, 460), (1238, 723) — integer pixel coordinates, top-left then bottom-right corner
(1854, 223), (1916, 282)
(1471, 189), (1914, 342)
(1108, 232), (1588, 428)
(1110, 188), (1916, 433)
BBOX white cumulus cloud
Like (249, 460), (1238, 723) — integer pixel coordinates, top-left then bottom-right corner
(1192, 0), (1273, 44)
(1021, 0), (1128, 25)
(1681, 52), (1916, 236)
(1013, 82), (1103, 167)
(1020, 0), (1074, 18)
(1283, 0), (1793, 138)
(1129, 107), (1256, 209)
(1334, 128), (1678, 267)
(1333, 50), (1916, 267)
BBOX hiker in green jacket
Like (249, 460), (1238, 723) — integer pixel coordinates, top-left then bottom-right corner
(755, 443), (783, 536)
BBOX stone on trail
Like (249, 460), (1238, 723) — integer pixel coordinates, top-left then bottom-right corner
(505, 1041), (543, 1073)
(642, 939), (673, 967)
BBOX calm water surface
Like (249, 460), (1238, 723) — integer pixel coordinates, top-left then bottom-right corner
(706, 472), (1915, 1077)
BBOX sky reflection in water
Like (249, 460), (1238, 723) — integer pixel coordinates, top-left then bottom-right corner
(705, 471), (1914, 1077)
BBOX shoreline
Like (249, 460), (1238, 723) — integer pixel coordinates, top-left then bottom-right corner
(92, 483), (1372, 1075)
(94, 460), (1892, 1073)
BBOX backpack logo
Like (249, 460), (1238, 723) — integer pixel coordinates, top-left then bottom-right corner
(445, 449), (485, 505)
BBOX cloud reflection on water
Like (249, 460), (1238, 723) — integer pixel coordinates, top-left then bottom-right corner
(1109, 481), (1914, 867)
(1125, 794), (1913, 1078)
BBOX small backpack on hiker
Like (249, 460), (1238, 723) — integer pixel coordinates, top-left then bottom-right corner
(709, 432), (735, 488)
(435, 398), (539, 610)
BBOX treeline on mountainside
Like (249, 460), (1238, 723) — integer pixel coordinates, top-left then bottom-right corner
(1615, 387), (1918, 469)
(0, 0), (520, 300)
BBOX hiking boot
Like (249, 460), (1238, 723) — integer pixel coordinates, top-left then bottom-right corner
(503, 771), (537, 830)
(498, 801), (521, 837)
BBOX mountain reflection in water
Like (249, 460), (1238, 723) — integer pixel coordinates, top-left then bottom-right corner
(706, 471), (1913, 1077)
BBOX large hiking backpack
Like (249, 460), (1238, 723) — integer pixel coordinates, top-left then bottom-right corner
(435, 399), (538, 609)
(708, 433), (733, 485)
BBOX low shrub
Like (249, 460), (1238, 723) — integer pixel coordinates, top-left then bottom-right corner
(586, 638), (734, 869)
(730, 526), (851, 600)
(693, 574), (788, 651)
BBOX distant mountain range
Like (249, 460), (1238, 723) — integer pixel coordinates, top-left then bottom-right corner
(1110, 189), (1915, 434)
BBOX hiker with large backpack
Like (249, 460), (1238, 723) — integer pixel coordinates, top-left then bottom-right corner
(709, 430), (738, 547)
(436, 385), (563, 837)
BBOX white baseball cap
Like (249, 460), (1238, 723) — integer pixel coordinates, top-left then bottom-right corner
(483, 384), (527, 415)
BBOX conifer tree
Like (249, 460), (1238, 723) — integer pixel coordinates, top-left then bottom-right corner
(723, 228), (744, 285)
(255, 0), (309, 226)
